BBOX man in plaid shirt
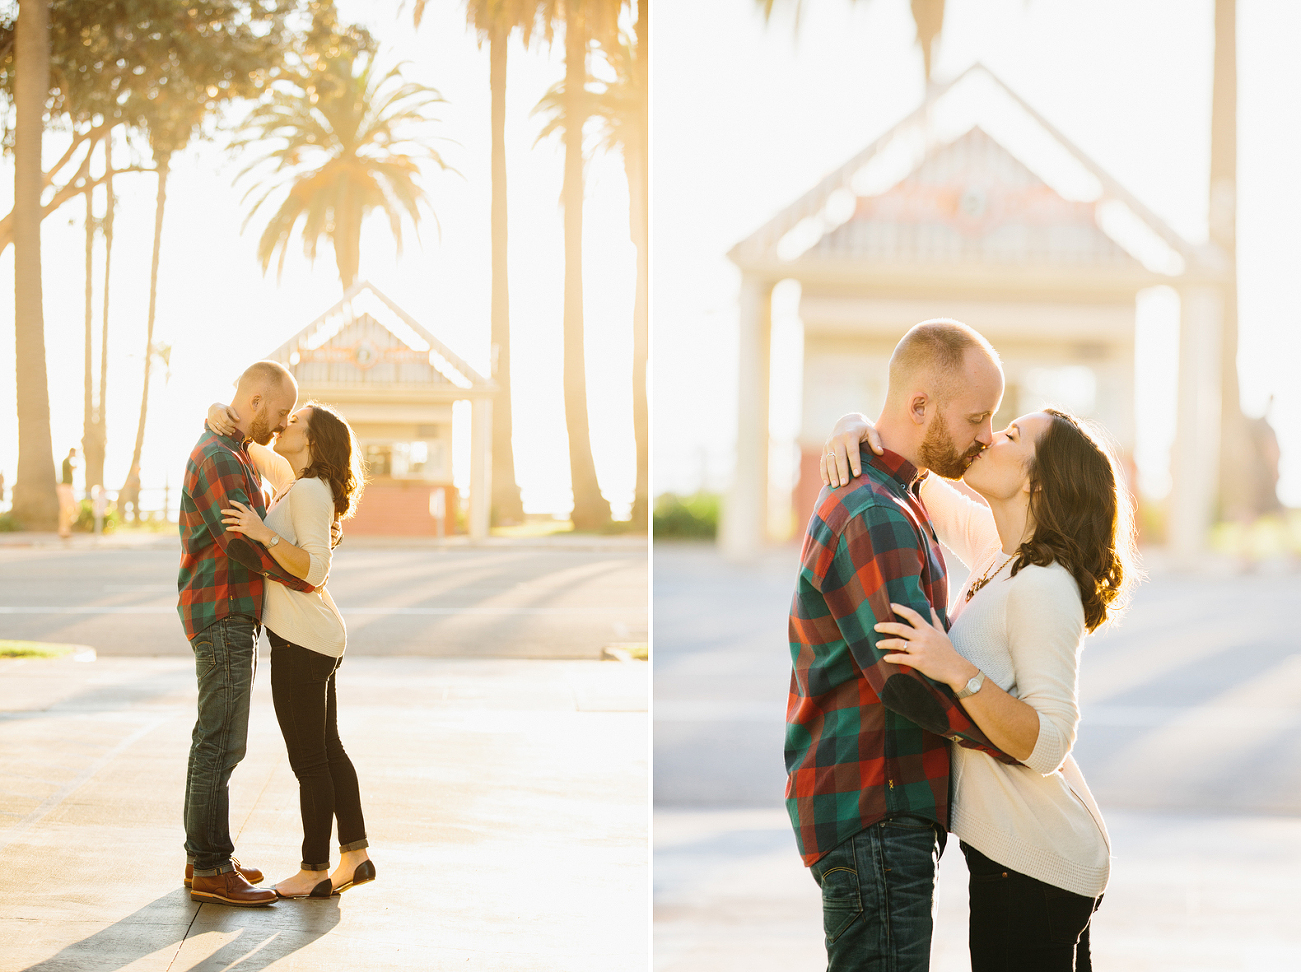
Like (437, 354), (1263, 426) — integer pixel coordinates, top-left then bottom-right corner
(788, 321), (1016, 970)
(179, 360), (315, 907)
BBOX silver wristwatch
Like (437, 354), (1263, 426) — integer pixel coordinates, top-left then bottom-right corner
(956, 670), (986, 700)
(266, 533), (281, 548)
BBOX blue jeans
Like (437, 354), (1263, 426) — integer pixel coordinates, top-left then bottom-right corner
(810, 816), (947, 972)
(183, 615), (258, 876)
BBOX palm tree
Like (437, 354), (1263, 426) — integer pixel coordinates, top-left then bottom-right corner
(596, 4), (646, 528)
(116, 5), (306, 511)
(234, 51), (452, 292)
(122, 140), (174, 520)
(11, 0), (57, 530)
(759, 0), (946, 84)
(550, 0), (622, 530)
(1210, 0), (1246, 521)
(83, 183), (94, 491)
(414, 0), (543, 529)
(535, 8), (647, 528)
(630, 0), (646, 529)
(82, 139), (114, 492)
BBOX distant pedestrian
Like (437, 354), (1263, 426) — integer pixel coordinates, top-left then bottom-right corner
(0, 469), (6, 504)
(57, 449), (78, 538)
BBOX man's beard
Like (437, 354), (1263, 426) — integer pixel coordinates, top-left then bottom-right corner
(247, 412), (275, 446)
(919, 412), (982, 480)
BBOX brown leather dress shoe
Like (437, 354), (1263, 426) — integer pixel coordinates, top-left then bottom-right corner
(184, 858), (264, 889)
(190, 869), (277, 907)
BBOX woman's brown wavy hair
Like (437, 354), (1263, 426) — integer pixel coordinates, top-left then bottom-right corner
(1010, 408), (1140, 632)
(299, 402), (366, 546)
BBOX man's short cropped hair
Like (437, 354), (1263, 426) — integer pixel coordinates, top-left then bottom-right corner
(236, 360), (296, 395)
(887, 319), (1000, 404)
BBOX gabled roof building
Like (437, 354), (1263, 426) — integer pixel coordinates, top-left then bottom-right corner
(266, 281), (495, 538)
(722, 64), (1226, 559)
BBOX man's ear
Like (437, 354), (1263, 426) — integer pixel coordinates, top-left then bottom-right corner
(249, 394), (262, 412)
(909, 393), (929, 426)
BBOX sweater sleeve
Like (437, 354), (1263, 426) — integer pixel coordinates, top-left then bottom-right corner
(1005, 565), (1087, 776)
(195, 449), (314, 593)
(918, 475), (1000, 569)
(285, 478), (333, 588)
(247, 442), (296, 497)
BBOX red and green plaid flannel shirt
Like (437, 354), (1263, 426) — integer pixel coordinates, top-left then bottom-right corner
(177, 428), (314, 641)
(786, 448), (1017, 866)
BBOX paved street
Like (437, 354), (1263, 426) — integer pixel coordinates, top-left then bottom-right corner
(0, 537), (649, 971)
(654, 541), (1301, 971)
(0, 535), (648, 658)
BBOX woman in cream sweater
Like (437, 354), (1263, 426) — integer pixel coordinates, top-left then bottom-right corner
(208, 400), (376, 900)
(826, 408), (1137, 971)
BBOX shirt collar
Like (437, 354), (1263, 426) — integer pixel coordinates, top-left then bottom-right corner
(212, 427), (250, 453)
(867, 448), (926, 490)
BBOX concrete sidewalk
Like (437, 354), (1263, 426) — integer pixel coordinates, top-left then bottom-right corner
(654, 807), (1301, 971)
(0, 653), (648, 971)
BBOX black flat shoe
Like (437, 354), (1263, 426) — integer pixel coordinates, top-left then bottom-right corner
(308, 877), (338, 898)
(276, 885), (329, 900)
(332, 859), (376, 894)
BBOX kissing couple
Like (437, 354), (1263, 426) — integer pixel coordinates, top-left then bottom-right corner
(177, 359), (376, 906)
(788, 319), (1136, 970)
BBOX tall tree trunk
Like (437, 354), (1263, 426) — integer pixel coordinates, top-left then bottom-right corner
(11, 0), (57, 530)
(562, 7), (610, 530)
(1211, 0), (1246, 521)
(489, 26), (525, 524)
(334, 199), (361, 292)
(124, 150), (170, 518)
(629, 0), (649, 530)
(910, 0), (946, 86)
(85, 137), (113, 491)
(81, 185), (96, 489)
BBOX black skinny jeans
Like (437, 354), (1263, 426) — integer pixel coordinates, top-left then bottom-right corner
(962, 842), (1101, 972)
(269, 631), (368, 870)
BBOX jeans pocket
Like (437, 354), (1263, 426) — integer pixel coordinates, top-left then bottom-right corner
(881, 815), (934, 832)
(307, 649), (339, 682)
(816, 865), (863, 944)
(1043, 884), (1096, 945)
(192, 638), (216, 679)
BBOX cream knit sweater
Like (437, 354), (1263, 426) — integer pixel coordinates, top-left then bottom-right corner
(921, 475), (1111, 898)
(249, 444), (347, 658)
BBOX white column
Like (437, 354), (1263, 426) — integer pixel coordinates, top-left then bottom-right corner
(469, 397), (492, 541)
(720, 275), (773, 561)
(1168, 286), (1223, 561)
(1092, 351), (1136, 453)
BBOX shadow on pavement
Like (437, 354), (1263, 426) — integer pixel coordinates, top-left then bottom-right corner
(19, 890), (341, 972)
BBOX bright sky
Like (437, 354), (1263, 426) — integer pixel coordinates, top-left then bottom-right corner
(0, 0), (639, 518)
(654, 0), (1301, 506)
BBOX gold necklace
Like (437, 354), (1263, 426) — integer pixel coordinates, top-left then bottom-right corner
(965, 553), (1015, 602)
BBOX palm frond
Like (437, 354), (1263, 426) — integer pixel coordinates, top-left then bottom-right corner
(232, 48), (452, 288)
